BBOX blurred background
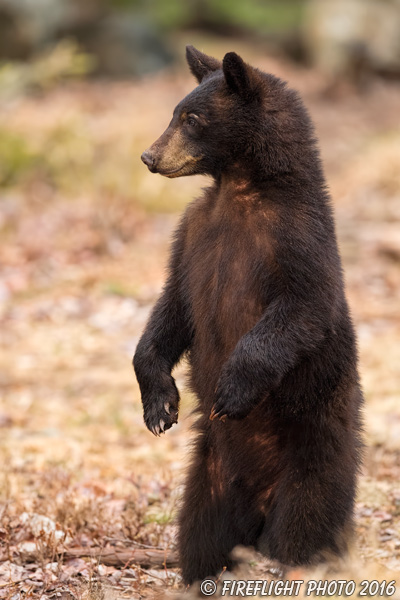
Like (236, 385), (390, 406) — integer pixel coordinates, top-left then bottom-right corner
(0, 1), (399, 597)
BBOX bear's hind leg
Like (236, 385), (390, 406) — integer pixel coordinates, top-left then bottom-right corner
(178, 430), (247, 585)
(258, 419), (357, 566)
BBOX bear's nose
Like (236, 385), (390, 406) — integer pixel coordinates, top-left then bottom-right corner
(141, 150), (156, 169)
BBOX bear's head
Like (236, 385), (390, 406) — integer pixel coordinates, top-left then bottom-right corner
(141, 46), (314, 180)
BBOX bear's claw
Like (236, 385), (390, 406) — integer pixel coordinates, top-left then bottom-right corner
(210, 405), (227, 422)
(142, 384), (179, 436)
(145, 404), (178, 436)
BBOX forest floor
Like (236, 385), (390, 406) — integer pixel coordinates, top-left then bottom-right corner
(0, 37), (400, 598)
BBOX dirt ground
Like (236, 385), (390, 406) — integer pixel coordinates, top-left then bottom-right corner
(0, 39), (400, 598)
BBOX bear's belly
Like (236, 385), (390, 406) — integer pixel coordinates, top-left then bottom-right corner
(194, 407), (283, 509)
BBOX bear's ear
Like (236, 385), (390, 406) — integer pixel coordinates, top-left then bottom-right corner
(186, 45), (221, 83)
(223, 52), (257, 99)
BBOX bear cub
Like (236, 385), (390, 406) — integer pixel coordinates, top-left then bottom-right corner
(134, 46), (363, 585)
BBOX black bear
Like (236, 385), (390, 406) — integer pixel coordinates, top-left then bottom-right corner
(134, 46), (363, 585)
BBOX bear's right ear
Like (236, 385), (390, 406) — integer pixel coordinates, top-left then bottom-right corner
(186, 45), (221, 83)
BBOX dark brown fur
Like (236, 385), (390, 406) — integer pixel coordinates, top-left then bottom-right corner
(134, 46), (363, 585)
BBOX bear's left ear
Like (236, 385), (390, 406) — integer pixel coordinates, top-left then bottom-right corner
(186, 45), (221, 83)
(223, 52), (259, 100)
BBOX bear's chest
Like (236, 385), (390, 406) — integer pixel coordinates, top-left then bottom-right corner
(184, 204), (273, 355)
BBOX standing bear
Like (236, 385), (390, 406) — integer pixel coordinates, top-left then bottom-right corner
(134, 46), (363, 585)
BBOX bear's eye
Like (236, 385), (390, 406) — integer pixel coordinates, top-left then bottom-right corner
(186, 115), (198, 128)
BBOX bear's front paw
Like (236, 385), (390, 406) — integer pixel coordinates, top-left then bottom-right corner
(143, 387), (179, 436)
(211, 380), (254, 421)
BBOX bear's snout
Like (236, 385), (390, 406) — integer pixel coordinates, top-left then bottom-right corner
(141, 150), (157, 172)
